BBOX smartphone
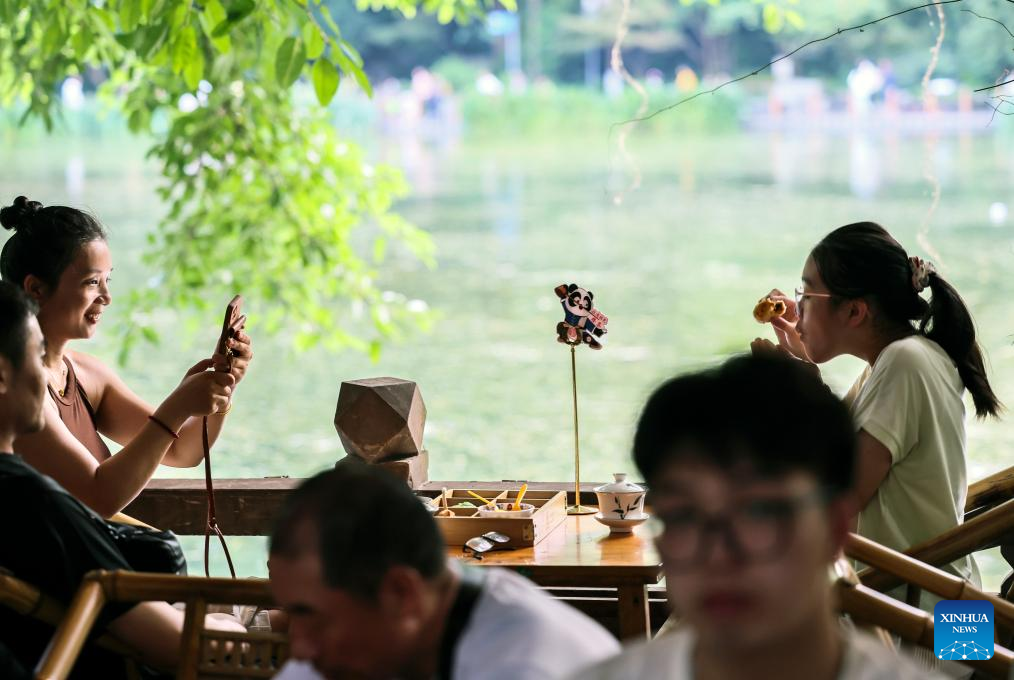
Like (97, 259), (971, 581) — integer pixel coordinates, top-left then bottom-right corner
(214, 295), (245, 371)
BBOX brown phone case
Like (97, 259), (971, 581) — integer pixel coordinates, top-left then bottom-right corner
(214, 295), (245, 368)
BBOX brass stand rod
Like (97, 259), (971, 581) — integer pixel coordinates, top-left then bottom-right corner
(571, 345), (580, 506)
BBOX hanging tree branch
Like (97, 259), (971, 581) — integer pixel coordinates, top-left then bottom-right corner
(611, 0), (966, 130)
(962, 8), (1014, 39)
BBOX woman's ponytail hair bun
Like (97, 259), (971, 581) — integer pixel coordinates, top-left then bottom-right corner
(0, 196), (44, 232)
(0, 197), (106, 290)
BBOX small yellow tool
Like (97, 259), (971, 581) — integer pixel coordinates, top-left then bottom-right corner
(467, 490), (498, 509)
(513, 483), (529, 511)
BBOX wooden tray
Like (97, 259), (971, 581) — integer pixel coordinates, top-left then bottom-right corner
(427, 489), (567, 548)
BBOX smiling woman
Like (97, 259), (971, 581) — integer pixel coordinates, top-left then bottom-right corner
(0, 196), (254, 518)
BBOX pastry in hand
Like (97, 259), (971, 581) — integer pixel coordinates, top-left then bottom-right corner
(753, 297), (787, 324)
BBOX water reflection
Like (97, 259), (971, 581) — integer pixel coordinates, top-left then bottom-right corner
(65, 156), (85, 199)
(849, 133), (881, 200)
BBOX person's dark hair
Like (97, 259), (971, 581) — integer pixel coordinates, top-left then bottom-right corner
(633, 354), (856, 498)
(0, 196), (107, 290)
(811, 221), (1000, 418)
(270, 465), (447, 600)
(0, 281), (38, 371)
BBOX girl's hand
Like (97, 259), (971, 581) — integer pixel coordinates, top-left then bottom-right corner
(760, 289), (811, 362)
(765, 288), (798, 323)
(212, 329), (253, 386)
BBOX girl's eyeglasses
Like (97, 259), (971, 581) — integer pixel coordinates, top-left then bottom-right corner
(793, 287), (833, 307)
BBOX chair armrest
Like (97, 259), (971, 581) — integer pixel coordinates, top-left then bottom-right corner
(858, 498), (1014, 592)
(967, 466), (1014, 515)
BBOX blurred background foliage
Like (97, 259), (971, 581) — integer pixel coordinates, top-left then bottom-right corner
(0, 0), (511, 361)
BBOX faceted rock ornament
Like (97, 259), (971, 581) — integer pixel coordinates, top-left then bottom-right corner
(334, 377), (426, 463)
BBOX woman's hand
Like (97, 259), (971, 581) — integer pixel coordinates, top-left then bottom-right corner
(212, 329), (253, 386)
(164, 359), (235, 420)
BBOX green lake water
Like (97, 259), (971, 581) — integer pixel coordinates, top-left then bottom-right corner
(3, 121), (1013, 583)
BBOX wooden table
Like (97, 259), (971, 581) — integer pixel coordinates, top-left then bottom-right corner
(448, 514), (663, 640)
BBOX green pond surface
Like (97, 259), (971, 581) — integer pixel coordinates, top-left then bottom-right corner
(3, 122), (1013, 584)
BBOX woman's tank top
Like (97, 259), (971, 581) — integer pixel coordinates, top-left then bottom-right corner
(47, 357), (111, 463)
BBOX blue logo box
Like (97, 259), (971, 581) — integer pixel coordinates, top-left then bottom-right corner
(934, 600), (994, 661)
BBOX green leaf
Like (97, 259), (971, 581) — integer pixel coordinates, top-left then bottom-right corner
(170, 4), (187, 30)
(437, 3), (453, 24)
(120, 0), (141, 32)
(339, 40), (363, 68)
(311, 57), (339, 105)
(319, 5), (342, 38)
(71, 26), (92, 59)
(41, 21), (64, 54)
(351, 64), (372, 97)
(225, 0), (256, 23)
(212, 0), (256, 37)
(274, 37), (306, 88)
(127, 108), (151, 133)
(138, 22), (170, 60)
(172, 25), (197, 75)
(184, 48), (204, 89)
(303, 22), (325, 59)
(202, 0), (232, 51)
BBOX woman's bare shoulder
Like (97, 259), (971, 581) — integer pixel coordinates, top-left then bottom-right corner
(66, 349), (119, 395)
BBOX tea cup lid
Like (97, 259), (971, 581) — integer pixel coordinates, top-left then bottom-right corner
(594, 472), (644, 494)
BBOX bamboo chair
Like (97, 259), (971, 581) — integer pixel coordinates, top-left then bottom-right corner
(108, 512), (155, 529)
(0, 569), (143, 677)
(858, 496), (1014, 596)
(965, 466), (1014, 520)
(855, 463), (1014, 598)
(35, 570), (288, 680)
(840, 534), (1014, 679)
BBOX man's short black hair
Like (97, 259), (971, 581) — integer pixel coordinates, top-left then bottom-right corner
(633, 354), (856, 497)
(269, 465), (447, 600)
(0, 281), (37, 371)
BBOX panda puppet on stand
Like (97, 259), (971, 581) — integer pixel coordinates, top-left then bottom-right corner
(555, 283), (608, 349)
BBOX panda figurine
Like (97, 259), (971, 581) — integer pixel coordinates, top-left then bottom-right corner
(554, 283), (608, 350)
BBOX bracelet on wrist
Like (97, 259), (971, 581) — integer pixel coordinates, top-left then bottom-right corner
(148, 414), (180, 439)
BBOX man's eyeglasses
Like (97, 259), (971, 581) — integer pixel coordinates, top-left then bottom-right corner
(648, 490), (826, 567)
(463, 532), (510, 559)
(793, 287), (833, 308)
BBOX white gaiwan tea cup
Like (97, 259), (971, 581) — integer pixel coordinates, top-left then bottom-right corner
(594, 473), (646, 520)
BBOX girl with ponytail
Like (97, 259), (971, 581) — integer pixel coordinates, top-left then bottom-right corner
(752, 221), (999, 602)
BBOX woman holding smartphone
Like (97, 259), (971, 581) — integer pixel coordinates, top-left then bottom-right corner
(0, 196), (253, 517)
(752, 221), (1000, 599)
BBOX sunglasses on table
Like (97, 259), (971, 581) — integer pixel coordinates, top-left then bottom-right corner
(463, 532), (510, 559)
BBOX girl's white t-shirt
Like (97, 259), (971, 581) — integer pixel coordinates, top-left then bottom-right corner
(845, 334), (980, 593)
